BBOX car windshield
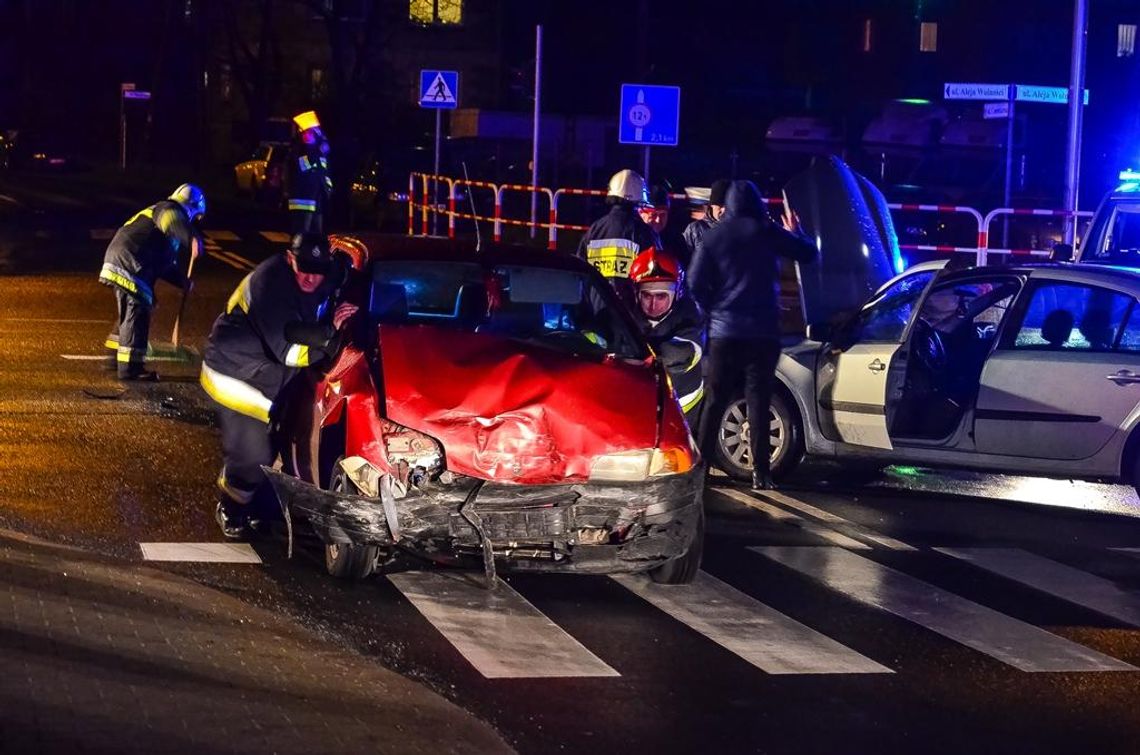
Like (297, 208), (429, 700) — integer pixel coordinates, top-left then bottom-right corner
(368, 260), (648, 360)
(1088, 203), (1140, 266)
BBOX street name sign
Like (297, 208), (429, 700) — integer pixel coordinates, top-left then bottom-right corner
(943, 82), (1010, 101)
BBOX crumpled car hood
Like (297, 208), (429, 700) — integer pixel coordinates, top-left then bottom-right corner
(378, 324), (660, 483)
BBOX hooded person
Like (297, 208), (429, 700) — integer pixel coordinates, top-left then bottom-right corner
(576, 169), (659, 309)
(687, 179), (816, 490)
(201, 233), (358, 539)
(630, 248), (706, 426)
(682, 178), (729, 263)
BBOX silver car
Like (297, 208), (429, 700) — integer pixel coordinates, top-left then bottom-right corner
(716, 259), (1140, 488)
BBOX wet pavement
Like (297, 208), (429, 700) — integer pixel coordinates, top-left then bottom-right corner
(5, 178), (1140, 753)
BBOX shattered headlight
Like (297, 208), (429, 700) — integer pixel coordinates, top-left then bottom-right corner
(382, 419), (445, 485)
(588, 446), (694, 483)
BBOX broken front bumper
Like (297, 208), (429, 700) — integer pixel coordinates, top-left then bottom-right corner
(263, 467), (703, 574)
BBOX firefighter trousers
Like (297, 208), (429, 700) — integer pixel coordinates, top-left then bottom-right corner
(215, 405), (277, 508)
(106, 288), (151, 378)
(289, 208), (324, 236)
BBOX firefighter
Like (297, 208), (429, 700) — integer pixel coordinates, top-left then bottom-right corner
(639, 183), (690, 267)
(99, 183), (204, 381)
(630, 248), (706, 426)
(576, 169), (658, 308)
(286, 110), (333, 234)
(201, 233), (358, 539)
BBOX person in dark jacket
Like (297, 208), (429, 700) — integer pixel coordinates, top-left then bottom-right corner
(682, 178), (729, 264)
(688, 179), (816, 490)
(286, 110), (333, 234)
(576, 169), (658, 309)
(640, 183), (691, 268)
(201, 233), (357, 539)
(99, 183), (204, 380)
(630, 248), (706, 426)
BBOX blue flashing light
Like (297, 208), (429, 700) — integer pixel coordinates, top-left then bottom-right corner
(1120, 169), (1140, 183)
(1117, 182), (1140, 193)
(896, 255), (909, 274)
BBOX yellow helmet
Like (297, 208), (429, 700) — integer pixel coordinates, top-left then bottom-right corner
(293, 110), (321, 132)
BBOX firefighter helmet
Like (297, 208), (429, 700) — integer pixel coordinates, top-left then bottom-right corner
(169, 183), (206, 221)
(606, 169), (648, 204)
(293, 110), (321, 132)
(630, 248), (682, 285)
(329, 234), (370, 271)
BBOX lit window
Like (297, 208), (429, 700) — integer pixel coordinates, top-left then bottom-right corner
(863, 19), (873, 53)
(410, 0), (462, 25)
(1119, 24), (1136, 57)
(919, 22), (938, 52)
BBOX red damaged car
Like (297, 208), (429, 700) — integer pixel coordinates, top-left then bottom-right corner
(265, 236), (704, 585)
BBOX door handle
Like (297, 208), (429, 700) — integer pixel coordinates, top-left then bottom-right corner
(1106, 370), (1140, 385)
(868, 358), (887, 373)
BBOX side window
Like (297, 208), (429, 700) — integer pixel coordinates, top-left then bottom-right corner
(918, 277), (1021, 335)
(1104, 205), (1140, 264)
(1013, 283), (1133, 351)
(856, 271), (934, 342)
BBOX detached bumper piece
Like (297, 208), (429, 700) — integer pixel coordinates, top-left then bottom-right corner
(263, 467), (703, 576)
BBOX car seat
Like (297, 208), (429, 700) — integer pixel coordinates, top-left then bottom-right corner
(1042, 308), (1075, 348)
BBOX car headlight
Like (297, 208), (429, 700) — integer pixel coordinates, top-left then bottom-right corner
(588, 446), (694, 482)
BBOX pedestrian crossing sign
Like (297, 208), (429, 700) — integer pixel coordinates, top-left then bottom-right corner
(419, 70), (459, 109)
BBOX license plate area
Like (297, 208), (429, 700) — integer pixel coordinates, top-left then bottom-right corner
(449, 505), (575, 544)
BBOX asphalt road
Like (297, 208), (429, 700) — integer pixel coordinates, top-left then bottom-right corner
(5, 173), (1140, 754)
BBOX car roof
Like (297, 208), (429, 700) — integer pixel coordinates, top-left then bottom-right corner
(350, 233), (596, 273)
(937, 261), (1140, 288)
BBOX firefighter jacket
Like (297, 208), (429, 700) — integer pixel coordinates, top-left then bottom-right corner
(637, 295), (706, 417)
(286, 145), (333, 215)
(201, 254), (341, 424)
(98, 200), (197, 306)
(576, 204), (658, 308)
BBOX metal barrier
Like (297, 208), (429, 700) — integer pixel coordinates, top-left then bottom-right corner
(980, 207), (1094, 264)
(408, 172), (1107, 269)
(887, 203), (985, 265)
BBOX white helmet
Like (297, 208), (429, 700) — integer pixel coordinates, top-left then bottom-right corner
(607, 169), (648, 204)
(169, 183), (206, 221)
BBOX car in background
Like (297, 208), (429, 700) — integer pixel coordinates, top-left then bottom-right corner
(266, 236), (704, 584)
(743, 259), (1140, 494)
(1, 131), (87, 172)
(234, 143), (287, 200)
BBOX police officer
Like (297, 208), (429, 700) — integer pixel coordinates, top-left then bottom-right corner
(286, 110), (333, 234)
(640, 183), (690, 267)
(629, 248), (706, 426)
(682, 178), (729, 263)
(576, 169), (658, 308)
(201, 233), (358, 538)
(99, 183), (204, 380)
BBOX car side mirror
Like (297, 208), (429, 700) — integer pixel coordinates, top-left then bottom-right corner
(1051, 243), (1074, 262)
(806, 322), (832, 342)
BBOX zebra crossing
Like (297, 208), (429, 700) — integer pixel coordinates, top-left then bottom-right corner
(377, 487), (1140, 680)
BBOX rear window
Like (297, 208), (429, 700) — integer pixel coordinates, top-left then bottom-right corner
(368, 261), (648, 360)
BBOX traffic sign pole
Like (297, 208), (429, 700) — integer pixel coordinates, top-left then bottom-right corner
(1064, 0), (1089, 245)
(530, 24), (543, 239)
(1003, 91), (1016, 247)
(643, 146), (650, 185)
(433, 109), (441, 236)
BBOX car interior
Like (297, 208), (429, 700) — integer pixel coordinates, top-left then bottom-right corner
(889, 277), (1021, 440)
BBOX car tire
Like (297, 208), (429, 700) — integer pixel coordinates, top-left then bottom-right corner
(322, 462), (380, 580)
(649, 504), (704, 585)
(714, 390), (804, 482)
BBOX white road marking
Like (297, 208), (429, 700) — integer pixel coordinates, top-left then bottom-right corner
(1111, 547), (1140, 556)
(614, 571), (891, 675)
(139, 542), (262, 563)
(937, 547), (1140, 627)
(260, 231), (292, 243)
(387, 571), (619, 679)
(751, 546), (1135, 672)
(205, 230), (241, 242)
(90, 229), (115, 240)
(714, 487), (871, 550)
(759, 490), (918, 551)
(218, 250), (257, 270)
(207, 250), (249, 270)
(0, 194), (23, 206)
(60, 354), (187, 362)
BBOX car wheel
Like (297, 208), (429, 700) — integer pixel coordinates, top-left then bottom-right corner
(323, 463), (380, 580)
(714, 391), (804, 482)
(649, 503), (704, 585)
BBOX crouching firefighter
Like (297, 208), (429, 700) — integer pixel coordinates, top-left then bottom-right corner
(201, 233), (359, 539)
(630, 248), (706, 427)
(99, 184), (204, 380)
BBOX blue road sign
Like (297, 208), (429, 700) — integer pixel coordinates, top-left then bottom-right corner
(618, 84), (680, 146)
(419, 70), (459, 109)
